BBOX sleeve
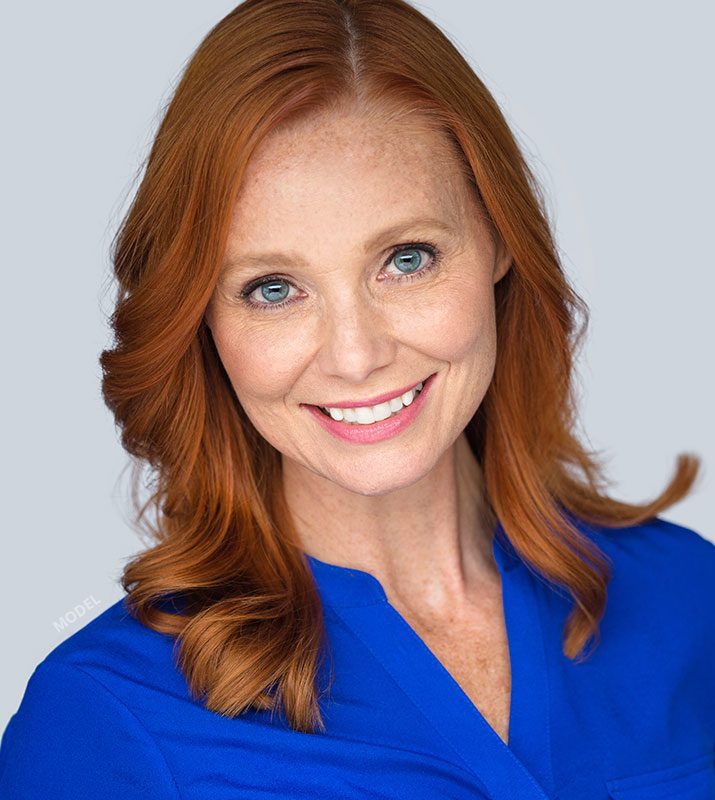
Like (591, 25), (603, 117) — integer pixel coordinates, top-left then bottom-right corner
(0, 658), (180, 800)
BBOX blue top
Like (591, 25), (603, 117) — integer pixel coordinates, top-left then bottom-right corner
(1, 515), (714, 799)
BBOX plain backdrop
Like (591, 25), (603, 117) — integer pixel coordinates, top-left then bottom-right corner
(1, 1), (713, 728)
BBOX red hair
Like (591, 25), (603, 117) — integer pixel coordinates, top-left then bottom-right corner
(100, 0), (700, 733)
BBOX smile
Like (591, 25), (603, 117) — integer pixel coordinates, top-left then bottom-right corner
(303, 372), (437, 445)
(317, 380), (424, 424)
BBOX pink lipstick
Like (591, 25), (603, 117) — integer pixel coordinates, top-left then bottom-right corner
(302, 372), (437, 444)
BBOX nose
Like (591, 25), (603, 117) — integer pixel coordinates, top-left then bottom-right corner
(314, 295), (396, 383)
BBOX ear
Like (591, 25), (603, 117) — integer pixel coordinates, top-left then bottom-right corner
(492, 236), (512, 284)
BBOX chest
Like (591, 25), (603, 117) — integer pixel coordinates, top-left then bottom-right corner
(391, 593), (512, 746)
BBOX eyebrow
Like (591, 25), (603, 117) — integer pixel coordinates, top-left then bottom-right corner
(220, 217), (458, 275)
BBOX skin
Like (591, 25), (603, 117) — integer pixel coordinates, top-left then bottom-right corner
(204, 102), (512, 624)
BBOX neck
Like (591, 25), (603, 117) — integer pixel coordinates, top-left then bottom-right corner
(283, 432), (498, 617)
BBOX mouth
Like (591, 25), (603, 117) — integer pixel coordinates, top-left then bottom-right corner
(302, 372), (437, 444)
(311, 372), (435, 425)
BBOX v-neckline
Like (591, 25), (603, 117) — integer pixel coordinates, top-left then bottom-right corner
(305, 518), (556, 799)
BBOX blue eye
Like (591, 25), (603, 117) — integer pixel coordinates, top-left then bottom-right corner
(239, 276), (296, 310)
(387, 244), (437, 277)
(256, 279), (291, 304)
(238, 241), (441, 312)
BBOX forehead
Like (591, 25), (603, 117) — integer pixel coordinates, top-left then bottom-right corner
(251, 105), (463, 176)
(225, 108), (478, 255)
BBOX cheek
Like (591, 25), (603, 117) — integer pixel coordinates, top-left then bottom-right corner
(400, 275), (496, 363)
(211, 320), (311, 400)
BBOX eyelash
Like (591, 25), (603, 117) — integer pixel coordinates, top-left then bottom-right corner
(237, 241), (442, 313)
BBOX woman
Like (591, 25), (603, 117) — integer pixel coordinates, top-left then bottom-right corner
(1, 0), (712, 797)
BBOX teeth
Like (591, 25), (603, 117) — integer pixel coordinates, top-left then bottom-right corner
(321, 380), (424, 424)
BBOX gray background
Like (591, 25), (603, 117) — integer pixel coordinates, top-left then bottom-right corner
(2, 1), (712, 728)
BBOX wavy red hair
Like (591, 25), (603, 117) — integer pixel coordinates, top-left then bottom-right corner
(100, 0), (701, 733)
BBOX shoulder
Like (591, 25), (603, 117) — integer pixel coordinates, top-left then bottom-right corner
(582, 514), (715, 594)
(21, 594), (192, 705)
(568, 516), (715, 749)
(42, 595), (185, 692)
(576, 514), (714, 641)
(0, 597), (184, 799)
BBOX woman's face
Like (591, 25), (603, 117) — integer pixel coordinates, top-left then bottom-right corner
(205, 106), (511, 496)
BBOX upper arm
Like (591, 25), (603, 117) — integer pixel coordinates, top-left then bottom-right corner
(0, 659), (181, 800)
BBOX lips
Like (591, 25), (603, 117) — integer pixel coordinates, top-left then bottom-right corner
(303, 371), (437, 444)
(316, 381), (425, 419)
(309, 373), (433, 412)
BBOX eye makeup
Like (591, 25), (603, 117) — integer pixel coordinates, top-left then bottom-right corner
(236, 240), (443, 313)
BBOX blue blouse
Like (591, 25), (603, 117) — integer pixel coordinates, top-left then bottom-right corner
(1, 515), (713, 799)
